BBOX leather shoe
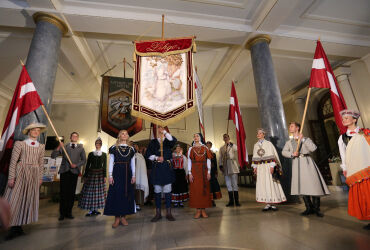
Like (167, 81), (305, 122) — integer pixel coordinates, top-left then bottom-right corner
(66, 215), (74, 219)
(58, 215), (65, 221)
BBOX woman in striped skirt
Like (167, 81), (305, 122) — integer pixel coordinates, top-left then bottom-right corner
(4, 123), (46, 240)
(78, 137), (107, 216)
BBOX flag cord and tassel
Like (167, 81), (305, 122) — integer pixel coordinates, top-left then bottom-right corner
(294, 87), (312, 153)
(19, 60), (73, 166)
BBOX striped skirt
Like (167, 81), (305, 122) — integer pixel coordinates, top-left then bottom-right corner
(78, 170), (106, 210)
(4, 163), (40, 226)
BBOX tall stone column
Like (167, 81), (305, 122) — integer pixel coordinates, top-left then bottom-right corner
(334, 67), (364, 127)
(14, 12), (68, 143)
(246, 35), (295, 202)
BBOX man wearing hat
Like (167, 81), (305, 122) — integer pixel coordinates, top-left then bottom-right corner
(3, 123), (46, 240)
(338, 109), (370, 230)
(52, 132), (86, 221)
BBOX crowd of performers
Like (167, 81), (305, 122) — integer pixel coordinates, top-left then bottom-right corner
(0, 109), (369, 240)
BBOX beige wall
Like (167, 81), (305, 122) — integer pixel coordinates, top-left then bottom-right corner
(46, 103), (101, 155)
(348, 58), (370, 128)
(0, 97), (11, 133)
(211, 105), (260, 155)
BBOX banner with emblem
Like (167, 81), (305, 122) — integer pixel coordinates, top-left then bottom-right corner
(131, 37), (196, 126)
(100, 76), (143, 137)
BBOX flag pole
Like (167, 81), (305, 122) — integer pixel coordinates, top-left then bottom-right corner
(294, 87), (312, 153)
(19, 60), (73, 166)
(40, 105), (73, 166)
(161, 14), (165, 40)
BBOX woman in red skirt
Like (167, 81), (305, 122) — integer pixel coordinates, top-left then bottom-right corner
(338, 110), (370, 230)
(188, 133), (212, 219)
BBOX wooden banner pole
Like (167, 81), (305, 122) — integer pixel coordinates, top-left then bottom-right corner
(294, 87), (312, 153)
(41, 105), (73, 166)
(123, 58), (126, 78)
(19, 60), (73, 166)
(161, 14), (165, 40)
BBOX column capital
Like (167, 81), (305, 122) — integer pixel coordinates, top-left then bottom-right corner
(245, 35), (271, 50)
(33, 12), (68, 35)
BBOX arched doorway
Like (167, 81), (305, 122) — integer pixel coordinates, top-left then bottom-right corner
(308, 92), (340, 184)
(318, 92), (340, 156)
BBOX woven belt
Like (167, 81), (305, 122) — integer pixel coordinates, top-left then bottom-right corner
(298, 154), (310, 158)
(89, 169), (104, 173)
(252, 159), (275, 165)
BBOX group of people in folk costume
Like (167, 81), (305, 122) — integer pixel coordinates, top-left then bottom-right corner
(1, 108), (369, 239)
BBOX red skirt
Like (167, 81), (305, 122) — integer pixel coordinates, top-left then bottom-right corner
(189, 163), (212, 209)
(348, 179), (370, 220)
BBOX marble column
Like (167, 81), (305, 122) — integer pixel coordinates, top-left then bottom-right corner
(246, 35), (295, 202)
(14, 12), (68, 143)
(334, 66), (364, 127)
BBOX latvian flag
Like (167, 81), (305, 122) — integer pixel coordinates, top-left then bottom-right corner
(309, 40), (347, 134)
(229, 81), (248, 168)
(0, 66), (43, 175)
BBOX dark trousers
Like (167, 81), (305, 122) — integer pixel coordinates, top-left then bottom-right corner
(60, 171), (78, 216)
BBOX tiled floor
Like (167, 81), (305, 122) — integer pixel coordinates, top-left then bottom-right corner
(0, 187), (369, 250)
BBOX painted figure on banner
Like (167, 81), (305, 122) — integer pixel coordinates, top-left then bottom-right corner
(101, 76), (142, 137)
(110, 96), (132, 121)
(132, 37), (196, 125)
(141, 54), (186, 113)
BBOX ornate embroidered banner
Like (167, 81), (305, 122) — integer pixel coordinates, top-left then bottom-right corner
(132, 37), (196, 126)
(100, 76), (143, 137)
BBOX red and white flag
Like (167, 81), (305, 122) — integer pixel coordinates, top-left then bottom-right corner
(229, 81), (248, 168)
(194, 70), (205, 138)
(309, 40), (347, 134)
(0, 65), (43, 174)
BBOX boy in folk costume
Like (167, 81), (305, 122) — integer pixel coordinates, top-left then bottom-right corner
(282, 122), (330, 217)
(132, 143), (149, 211)
(145, 126), (177, 222)
(337, 110), (370, 230)
(171, 144), (189, 207)
(219, 134), (240, 207)
(252, 129), (286, 211)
